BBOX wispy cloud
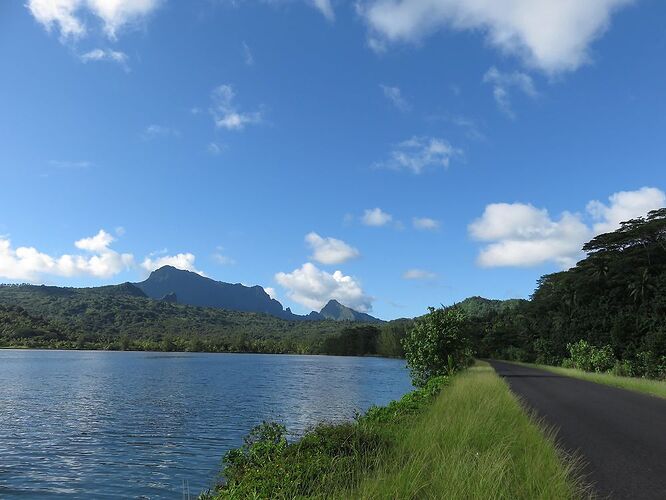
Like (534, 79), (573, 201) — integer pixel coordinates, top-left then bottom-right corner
(402, 268), (437, 280)
(141, 124), (180, 140)
(49, 159), (93, 169)
(483, 67), (538, 118)
(380, 84), (410, 111)
(242, 41), (254, 66)
(375, 136), (461, 174)
(412, 217), (440, 231)
(210, 84), (262, 131)
(80, 48), (129, 70)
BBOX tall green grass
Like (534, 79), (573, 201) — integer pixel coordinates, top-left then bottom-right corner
(348, 363), (585, 499)
(517, 362), (666, 400)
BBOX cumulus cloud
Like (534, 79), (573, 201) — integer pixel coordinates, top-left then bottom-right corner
(264, 286), (278, 300)
(210, 84), (262, 131)
(27, 0), (162, 41)
(376, 136), (461, 174)
(361, 207), (393, 227)
(469, 187), (665, 269)
(305, 232), (360, 265)
(413, 217), (439, 230)
(483, 66), (537, 118)
(275, 262), (372, 312)
(358, 0), (634, 73)
(403, 268), (437, 280)
(0, 229), (134, 281)
(141, 253), (204, 275)
(380, 84), (410, 111)
(587, 187), (666, 234)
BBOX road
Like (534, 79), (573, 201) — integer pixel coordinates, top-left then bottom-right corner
(488, 360), (666, 499)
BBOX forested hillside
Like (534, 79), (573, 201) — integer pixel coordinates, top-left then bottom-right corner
(0, 283), (403, 355)
(473, 208), (666, 378)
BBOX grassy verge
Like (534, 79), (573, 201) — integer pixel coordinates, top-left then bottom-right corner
(350, 362), (583, 499)
(513, 361), (666, 400)
(204, 362), (584, 499)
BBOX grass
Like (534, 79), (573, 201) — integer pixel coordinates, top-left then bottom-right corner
(514, 361), (666, 400)
(347, 362), (584, 499)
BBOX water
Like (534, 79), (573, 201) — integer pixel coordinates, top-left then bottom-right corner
(0, 350), (412, 498)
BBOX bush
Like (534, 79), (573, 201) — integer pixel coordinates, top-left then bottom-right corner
(402, 307), (471, 387)
(565, 340), (616, 373)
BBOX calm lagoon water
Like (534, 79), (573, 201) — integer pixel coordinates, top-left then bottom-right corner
(0, 350), (412, 499)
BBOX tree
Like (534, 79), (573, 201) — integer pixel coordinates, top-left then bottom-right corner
(402, 307), (471, 387)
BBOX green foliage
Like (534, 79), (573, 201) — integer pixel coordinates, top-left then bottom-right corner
(205, 373), (448, 499)
(472, 208), (666, 380)
(565, 340), (615, 373)
(402, 306), (471, 386)
(0, 284), (405, 356)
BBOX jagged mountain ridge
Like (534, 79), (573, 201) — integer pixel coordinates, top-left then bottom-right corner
(134, 266), (381, 322)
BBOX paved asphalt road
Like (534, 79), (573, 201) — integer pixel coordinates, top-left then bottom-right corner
(488, 360), (666, 499)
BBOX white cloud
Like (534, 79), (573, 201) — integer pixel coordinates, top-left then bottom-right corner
(413, 217), (439, 230)
(242, 41), (254, 66)
(380, 84), (410, 111)
(210, 84), (262, 131)
(74, 229), (115, 252)
(80, 48), (129, 69)
(141, 253), (204, 276)
(0, 229), (134, 281)
(142, 124), (179, 140)
(49, 159), (92, 169)
(361, 207), (393, 227)
(403, 268), (437, 280)
(305, 232), (360, 265)
(275, 262), (372, 312)
(27, 0), (162, 41)
(311, 0), (335, 21)
(207, 142), (226, 155)
(358, 0), (634, 73)
(587, 187), (666, 234)
(264, 286), (278, 300)
(469, 187), (665, 269)
(376, 136), (461, 174)
(483, 66), (537, 118)
(213, 247), (236, 265)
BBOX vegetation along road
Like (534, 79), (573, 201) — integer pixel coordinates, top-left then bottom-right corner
(489, 360), (666, 499)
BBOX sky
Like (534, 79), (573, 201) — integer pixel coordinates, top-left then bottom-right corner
(1, 0), (665, 319)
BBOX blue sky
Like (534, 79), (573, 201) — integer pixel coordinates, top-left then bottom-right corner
(1, 0), (665, 319)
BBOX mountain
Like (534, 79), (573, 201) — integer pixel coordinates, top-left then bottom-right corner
(135, 266), (297, 319)
(309, 299), (382, 323)
(134, 266), (382, 323)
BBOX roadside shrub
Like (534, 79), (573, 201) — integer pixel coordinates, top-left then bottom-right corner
(402, 307), (472, 387)
(565, 340), (616, 373)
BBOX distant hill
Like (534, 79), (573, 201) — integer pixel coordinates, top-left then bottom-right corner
(455, 296), (528, 318)
(308, 299), (382, 323)
(134, 266), (381, 322)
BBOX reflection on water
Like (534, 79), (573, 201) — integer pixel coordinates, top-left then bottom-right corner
(0, 350), (412, 499)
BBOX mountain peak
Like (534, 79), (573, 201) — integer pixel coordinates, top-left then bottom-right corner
(318, 299), (381, 323)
